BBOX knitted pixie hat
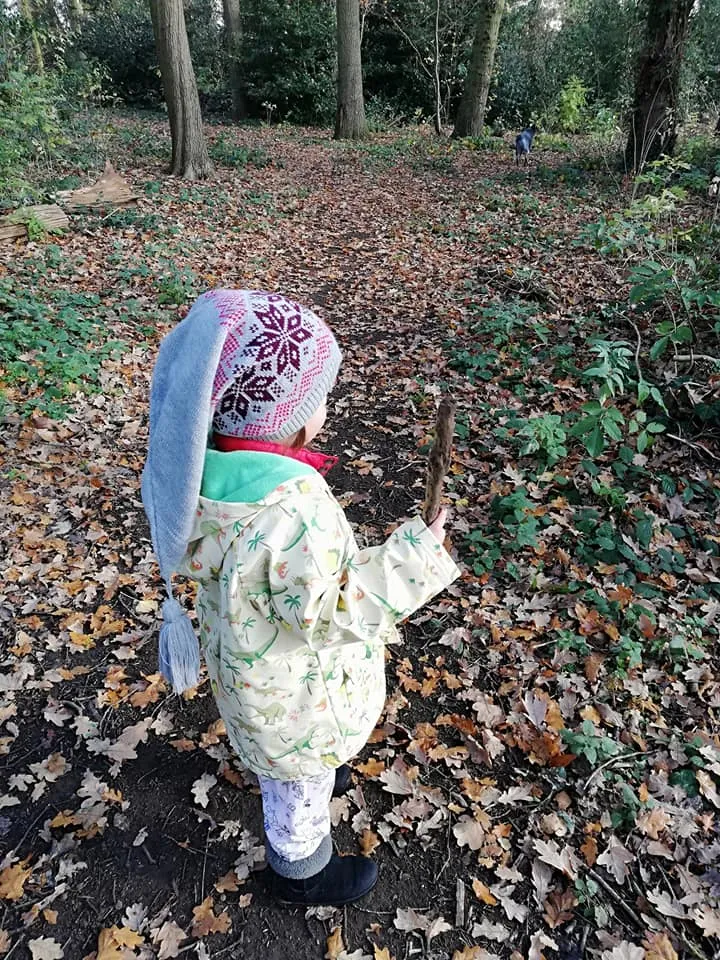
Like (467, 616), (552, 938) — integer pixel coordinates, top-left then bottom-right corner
(142, 289), (341, 692)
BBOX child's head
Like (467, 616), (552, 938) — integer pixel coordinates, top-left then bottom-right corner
(142, 289), (340, 691)
(210, 291), (340, 444)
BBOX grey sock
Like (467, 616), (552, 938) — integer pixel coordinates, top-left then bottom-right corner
(266, 833), (333, 880)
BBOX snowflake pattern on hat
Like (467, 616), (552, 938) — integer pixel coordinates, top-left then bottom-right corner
(210, 290), (341, 440)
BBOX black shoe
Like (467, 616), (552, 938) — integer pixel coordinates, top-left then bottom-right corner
(332, 764), (353, 797)
(269, 854), (378, 906)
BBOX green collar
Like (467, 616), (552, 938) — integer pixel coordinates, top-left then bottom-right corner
(200, 449), (315, 503)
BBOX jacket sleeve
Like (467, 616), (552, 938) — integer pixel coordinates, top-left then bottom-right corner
(264, 496), (460, 648)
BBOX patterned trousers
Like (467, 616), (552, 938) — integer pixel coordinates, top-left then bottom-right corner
(258, 770), (335, 861)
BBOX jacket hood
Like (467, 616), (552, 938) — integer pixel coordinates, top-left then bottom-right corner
(182, 450), (327, 579)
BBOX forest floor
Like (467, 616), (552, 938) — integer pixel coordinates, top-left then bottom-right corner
(1, 112), (720, 960)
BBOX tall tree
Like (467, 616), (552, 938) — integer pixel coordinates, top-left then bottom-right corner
(335, 0), (368, 139)
(222, 0), (245, 121)
(625, 0), (695, 171)
(150, 0), (212, 179)
(453, 0), (505, 138)
(19, 0), (44, 73)
(67, 0), (85, 31)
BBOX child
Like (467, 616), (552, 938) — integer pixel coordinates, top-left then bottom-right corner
(142, 289), (460, 905)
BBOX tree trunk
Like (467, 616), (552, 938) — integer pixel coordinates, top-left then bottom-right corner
(624, 0), (695, 172)
(19, 0), (45, 74)
(433, 0), (442, 135)
(222, 0), (245, 122)
(452, 0), (505, 138)
(67, 0), (85, 31)
(150, 0), (213, 180)
(334, 0), (368, 140)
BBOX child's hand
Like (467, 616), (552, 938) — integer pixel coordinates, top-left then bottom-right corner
(427, 508), (448, 544)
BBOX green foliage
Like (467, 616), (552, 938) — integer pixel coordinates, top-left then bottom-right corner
(241, 0), (335, 124)
(70, 0), (160, 103)
(0, 64), (63, 196)
(0, 277), (127, 418)
(569, 400), (625, 457)
(561, 720), (623, 766)
(548, 76), (589, 133)
(582, 339), (633, 400)
(517, 414), (568, 466)
(209, 136), (272, 169)
(155, 264), (199, 305)
(493, 0), (636, 128)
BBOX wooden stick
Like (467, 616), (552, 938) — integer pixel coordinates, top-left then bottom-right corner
(423, 395), (456, 525)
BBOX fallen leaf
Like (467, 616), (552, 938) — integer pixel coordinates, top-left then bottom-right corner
(191, 773), (217, 809)
(601, 943), (645, 960)
(356, 758), (385, 777)
(191, 897), (231, 937)
(453, 817), (486, 850)
(636, 807), (670, 839)
(693, 905), (720, 938)
(642, 932), (678, 960)
(471, 878), (498, 906)
(532, 838), (578, 879)
(394, 907), (428, 933)
(152, 920), (186, 959)
(696, 770), (720, 808)
(360, 829), (380, 856)
(214, 870), (240, 893)
(543, 887), (577, 928)
(95, 928), (124, 960)
(452, 948), (497, 960)
(28, 938), (63, 960)
(425, 916), (452, 944)
(326, 925), (345, 960)
(0, 863), (32, 901)
(646, 888), (687, 920)
(580, 835), (598, 866)
(524, 690), (548, 728)
(597, 835), (634, 885)
(528, 932), (560, 960)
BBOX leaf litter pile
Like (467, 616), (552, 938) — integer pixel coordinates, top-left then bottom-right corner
(1, 115), (719, 960)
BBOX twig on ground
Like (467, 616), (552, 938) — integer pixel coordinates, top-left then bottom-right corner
(627, 318), (643, 384)
(201, 827), (210, 899)
(4, 936), (23, 960)
(455, 878), (465, 928)
(584, 750), (647, 791)
(586, 868), (643, 928)
(666, 433), (720, 461)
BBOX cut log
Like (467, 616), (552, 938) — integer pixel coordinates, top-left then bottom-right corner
(56, 160), (139, 211)
(0, 204), (69, 242)
(423, 395), (456, 525)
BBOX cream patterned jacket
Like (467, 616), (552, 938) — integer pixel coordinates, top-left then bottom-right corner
(179, 449), (460, 779)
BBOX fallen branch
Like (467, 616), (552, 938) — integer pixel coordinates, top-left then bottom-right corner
(667, 433), (720, 462)
(56, 160), (139, 211)
(423, 395), (456, 525)
(586, 867), (644, 928)
(0, 204), (68, 242)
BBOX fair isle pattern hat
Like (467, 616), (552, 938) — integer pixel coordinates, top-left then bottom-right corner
(141, 289), (341, 694)
(212, 290), (341, 439)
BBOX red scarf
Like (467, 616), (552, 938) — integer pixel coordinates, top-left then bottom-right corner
(212, 435), (338, 477)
